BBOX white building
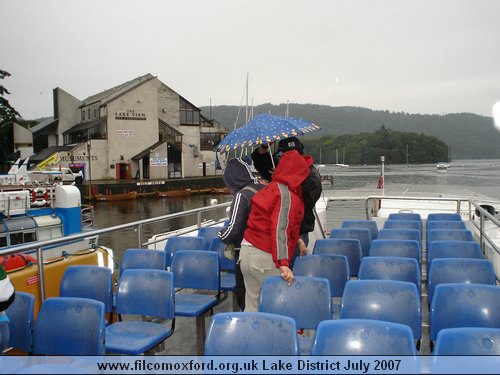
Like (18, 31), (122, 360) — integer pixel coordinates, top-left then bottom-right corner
(30, 74), (227, 180)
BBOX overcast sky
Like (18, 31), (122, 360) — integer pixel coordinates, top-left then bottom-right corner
(2, 0), (499, 120)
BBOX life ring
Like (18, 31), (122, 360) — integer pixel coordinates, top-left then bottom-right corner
(31, 187), (48, 206)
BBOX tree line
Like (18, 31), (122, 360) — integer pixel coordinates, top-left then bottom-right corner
(301, 125), (449, 165)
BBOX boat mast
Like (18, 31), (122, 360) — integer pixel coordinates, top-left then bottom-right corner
(245, 73), (249, 123)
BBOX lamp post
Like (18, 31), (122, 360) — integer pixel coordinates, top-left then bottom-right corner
(87, 141), (92, 182)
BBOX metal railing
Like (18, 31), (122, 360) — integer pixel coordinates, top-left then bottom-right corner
(325, 194), (500, 257)
(1, 201), (232, 302)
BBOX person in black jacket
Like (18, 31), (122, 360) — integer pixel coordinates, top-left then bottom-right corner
(251, 137), (322, 266)
(218, 157), (265, 311)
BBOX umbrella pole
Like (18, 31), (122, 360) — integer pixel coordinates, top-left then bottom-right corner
(268, 147), (275, 169)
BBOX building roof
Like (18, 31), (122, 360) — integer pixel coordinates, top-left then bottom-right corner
(81, 73), (156, 107)
(29, 146), (75, 163)
(131, 141), (166, 160)
(30, 117), (57, 133)
(63, 119), (106, 134)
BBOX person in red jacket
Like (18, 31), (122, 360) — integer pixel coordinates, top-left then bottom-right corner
(239, 149), (312, 312)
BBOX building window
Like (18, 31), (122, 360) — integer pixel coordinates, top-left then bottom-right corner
(200, 132), (222, 151)
(82, 110), (85, 121)
(93, 107), (97, 118)
(87, 108), (91, 119)
(179, 97), (200, 125)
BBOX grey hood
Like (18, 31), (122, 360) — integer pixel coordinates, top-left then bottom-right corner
(223, 158), (259, 195)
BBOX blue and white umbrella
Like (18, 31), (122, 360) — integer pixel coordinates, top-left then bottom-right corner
(215, 113), (320, 154)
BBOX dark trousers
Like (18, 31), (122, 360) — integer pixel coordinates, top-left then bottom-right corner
(289, 232), (309, 269)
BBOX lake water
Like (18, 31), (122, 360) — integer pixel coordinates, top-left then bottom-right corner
(93, 159), (500, 263)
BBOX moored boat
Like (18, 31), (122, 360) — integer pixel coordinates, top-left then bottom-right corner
(154, 188), (191, 198)
(93, 191), (137, 201)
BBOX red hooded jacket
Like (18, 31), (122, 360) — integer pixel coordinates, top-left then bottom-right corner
(243, 150), (313, 268)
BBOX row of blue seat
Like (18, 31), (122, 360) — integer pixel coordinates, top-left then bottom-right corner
(205, 311), (500, 356)
(5, 249), (225, 356)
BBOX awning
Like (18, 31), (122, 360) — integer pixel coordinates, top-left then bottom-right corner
(63, 119), (106, 134)
(131, 141), (166, 160)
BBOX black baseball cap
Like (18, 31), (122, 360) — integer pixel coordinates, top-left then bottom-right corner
(277, 137), (304, 155)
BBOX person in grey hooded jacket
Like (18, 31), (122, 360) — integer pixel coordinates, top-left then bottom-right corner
(218, 157), (265, 311)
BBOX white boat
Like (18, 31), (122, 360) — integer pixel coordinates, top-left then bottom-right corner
(436, 162), (449, 171)
(3, 176), (499, 361)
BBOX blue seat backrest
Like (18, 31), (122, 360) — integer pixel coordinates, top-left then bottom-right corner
(377, 229), (421, 248)
(427, 240), (483, 275)
(434, 327), (500, 355)
(208, 237), (235, 272)
(197, 226), (225, 250)
(114, 269), (175, 319)
(428, 258), (495, 304)
(313, 238), (362, 276)
(426, 213), (462, 228)
(164, 236), (204, 268)
(329, 228), (371, 257)
(171, 250), (220, 291)
(60, 265), (113, 312)
(33, 297), (106, 355)
(358, 256), (421, 294)
(384, 219), (422, 234)
(293, 254), (350, 298)
(120, 248), (166, 274)
(341, 220), (379, 240)
(311, 319), (417, 355)
(427, 229), (474, 244)
(388, 212), (422, 225)
(258, 276), (332, 330)
(369, 239), (421, 264)
(340, 279), (421, 340)
(5, 291), (35, 353)
(204, 312), (299, 355)
(430, 284), (500, 341)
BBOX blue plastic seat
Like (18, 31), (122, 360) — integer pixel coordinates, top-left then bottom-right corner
(377, 228), (421, 249)
(330, 228), (371, 257)
(197, 226), (225, 250)
(164, 236), (204, 268)
(5, 291), (34, 353)
(384, 219), (422, 234)
(428, 258), (495, 304)
(258, 276), (332, 354)
(311, 319), (417, 355)
(426, 213), (463, 229)
(434, 327), (500, 355)
(340, 280), (421, 343)
(204, 312), (299, 355)
(293, 254), (349, 298)
(171, 250), (220, 355)
(358, 256), (421, 294)
(341, 220), (379, 240)
(427, 229), (475, 245)
(208, 237), (236, 291)
(33, 297), (106, 355)
(430, 284), (500, 343)
(427, 240), (483, 275)
(369, 239), (421, 264)
(105, 269), (175, 355)
(313, 238), (362, 276)
(427, 220), (466, 231)
(208, 238), (237, 311)
(59, 265), (113, 319)
(120, 248), (166, 274)
(388, 212), (422, 227)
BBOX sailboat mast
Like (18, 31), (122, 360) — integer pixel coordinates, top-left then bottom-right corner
(245, 73), (249, 122)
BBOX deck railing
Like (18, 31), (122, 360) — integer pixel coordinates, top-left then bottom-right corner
(0, 201), (232, 301)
